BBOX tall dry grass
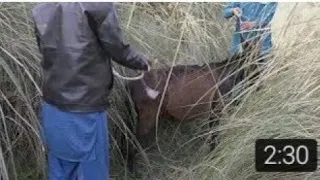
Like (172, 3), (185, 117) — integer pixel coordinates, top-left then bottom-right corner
(0, 2), (44, 180)
(0, 2), (320, 180)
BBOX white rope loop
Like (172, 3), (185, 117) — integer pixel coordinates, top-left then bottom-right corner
(111, 62), (160, 99)
(111, 58), (152, 81)
(112, 68), (145, 81)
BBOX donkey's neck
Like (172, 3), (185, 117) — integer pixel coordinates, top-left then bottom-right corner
(207, 53), (248, 87)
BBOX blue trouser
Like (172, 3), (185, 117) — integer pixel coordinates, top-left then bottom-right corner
(40, 102), (109, 180)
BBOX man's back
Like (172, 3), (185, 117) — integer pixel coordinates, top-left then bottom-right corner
(34, 3), (149, 179)
(33, 3), (148, 112)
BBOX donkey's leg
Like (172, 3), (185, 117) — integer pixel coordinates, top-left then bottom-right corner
(125, 107), (157, 173)
(255, 53), (273, 91)
(136, 113), (157, 149)
(208, 108), (222, 151)
(124, 111), (156, 175)
(126, 121), (138, 174)
(121, 98), (139, 174)
(208, 118), (220, 151)
(125, 112), (157, 175)
(121, 115), (137, 174)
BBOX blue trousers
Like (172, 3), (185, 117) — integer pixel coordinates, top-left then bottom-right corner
(40, 102), (109, 180)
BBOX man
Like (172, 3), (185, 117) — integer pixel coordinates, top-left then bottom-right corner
(223, 2), (278, 90)
(32, 2), (150, 180)
(223, 2), (278, 58)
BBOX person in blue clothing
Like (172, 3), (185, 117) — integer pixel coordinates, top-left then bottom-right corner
(223, 2), (278, 59)
(32, 2), (150, 180)
(223, 2), (278, 90)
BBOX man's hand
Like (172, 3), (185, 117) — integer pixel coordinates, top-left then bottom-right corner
(240, 21), (256, 30)
(140, 54), (153, 72)
(146, 58), (157, 72)
(146, 60), (151, 72)
(233, 7), (242, 17)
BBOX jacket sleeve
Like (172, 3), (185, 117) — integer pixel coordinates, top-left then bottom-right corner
(223, 3), (239, 19)
(92, 3), (148, 71)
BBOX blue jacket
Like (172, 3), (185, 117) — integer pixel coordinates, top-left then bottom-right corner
(223, 2), (278, 56)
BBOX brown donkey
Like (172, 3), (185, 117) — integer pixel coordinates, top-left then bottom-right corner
(123, 47), (262, 173)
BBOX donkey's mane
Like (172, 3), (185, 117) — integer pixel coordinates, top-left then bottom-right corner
(209, 52), (249, 69)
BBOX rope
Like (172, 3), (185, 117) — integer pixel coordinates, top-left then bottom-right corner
(111, 58), (155, 81)
(112, 66), (160, 99)
(112, 68), (145, 81)
(236, 13), (271, 32)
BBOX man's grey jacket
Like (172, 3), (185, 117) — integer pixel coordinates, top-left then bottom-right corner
(32, 2), (148, 112)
